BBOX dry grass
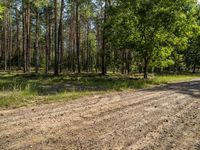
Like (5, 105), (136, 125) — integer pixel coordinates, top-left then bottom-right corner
(0, 72), (199, 109)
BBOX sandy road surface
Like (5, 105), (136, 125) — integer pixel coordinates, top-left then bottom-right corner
(0, 80), (200, 150)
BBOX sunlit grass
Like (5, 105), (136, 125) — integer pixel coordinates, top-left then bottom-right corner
(0, 72), (199, 109)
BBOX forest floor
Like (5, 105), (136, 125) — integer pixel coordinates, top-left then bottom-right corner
(0, 72), (200, 109)
(0, 79), (200, 149)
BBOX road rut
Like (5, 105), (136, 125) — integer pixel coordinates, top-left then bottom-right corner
(0, 80), (200, 150)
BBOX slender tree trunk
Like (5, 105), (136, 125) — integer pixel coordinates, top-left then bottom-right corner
(68, 29), (72, 71)
(4, 16), (7, 71)
(121, 50), (125, 74)
(48, 5), (52, 70)
(16, 8), (20, 69)
(58, 0), (64, 73)
(8, 0), (12, 73)
(101, 0), (108, 75)
(9, 16), (12, 73)
(72, 11), (76, 73)
(45, 4), (51, 74)
(0, 27), (3, 65)
(127, 50), (131, 74)
(96, 22), (100, 73)
(86, 22), (90, 72)
(76, 0), (81, 73)
(144, 59), (149, 79)
(45, 6), (49, 74)
(23, 0), (27, 73)
(101, 32), (106, 75)
(35, 9), (39, 73)
(26, 0), (31, 72)
(72, 36), (75, 72)
(54, 0), (59, 76)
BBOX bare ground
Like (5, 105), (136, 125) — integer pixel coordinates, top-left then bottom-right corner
(0, 80), (200, 150)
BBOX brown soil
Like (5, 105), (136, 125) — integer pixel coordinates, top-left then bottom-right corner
(0, 80), (200, 150)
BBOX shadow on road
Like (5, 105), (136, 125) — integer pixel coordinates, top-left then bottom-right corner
(146, 80), (200, 98)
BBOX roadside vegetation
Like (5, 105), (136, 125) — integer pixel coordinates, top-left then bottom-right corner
(0, 72), (199, 109)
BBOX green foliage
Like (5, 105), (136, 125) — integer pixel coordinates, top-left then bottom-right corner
(106, 0), (199, 77)
(0, 0), (200, 79)
(32, 0), (49, 7)
(0, 2), (5, 20)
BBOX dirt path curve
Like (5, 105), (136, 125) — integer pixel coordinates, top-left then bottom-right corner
(0, 80), (200, 150)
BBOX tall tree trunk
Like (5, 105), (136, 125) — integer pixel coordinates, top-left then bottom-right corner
(0, 26), (3, 66)
(26, 0), (31, 72)
(35, 9), (39, 73)
(101, 0), (108, 75)
(68, 28), (72, 71)
(16, 8), (20, 69)
(45, 4), (51, 74)
(72, 1), (76, 72)
(76, 0), (81, 73)
(9, 15), (12, 73)
(54, 0), (59, 76)
(22, 0), (27, 73)
(48, 4), (52, 70)
(58, 0), (64, 73)
(4, 15), (7, 71)
(86, 22), (90, 72)
(96, 22), (100, 73)
(72, 36), (75, 72)
(8, 0), (12, 73)
(45, 6), (49, 74)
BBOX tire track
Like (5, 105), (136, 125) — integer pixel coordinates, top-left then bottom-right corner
(0, 80), (200, 150)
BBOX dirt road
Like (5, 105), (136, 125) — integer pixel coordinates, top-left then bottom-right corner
(0, 80), (200, 150)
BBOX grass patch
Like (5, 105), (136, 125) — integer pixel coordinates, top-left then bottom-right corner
(0, 72), (199, 109)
